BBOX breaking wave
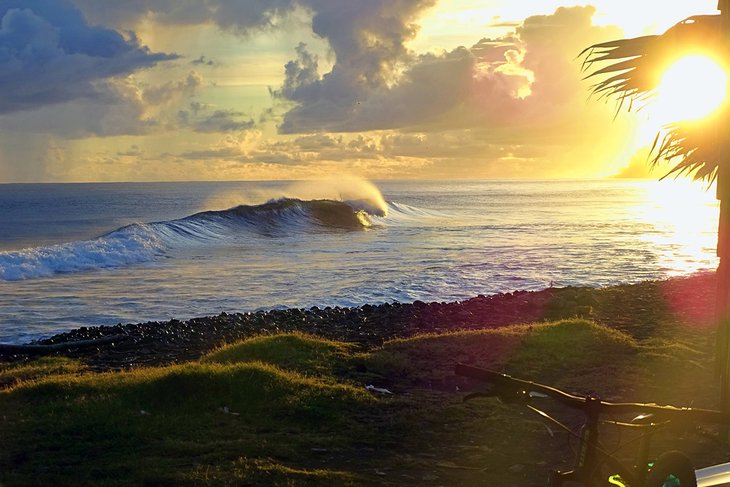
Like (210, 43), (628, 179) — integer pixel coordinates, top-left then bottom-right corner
(0, 198), (413, 281)
(0, 224), (165, 281)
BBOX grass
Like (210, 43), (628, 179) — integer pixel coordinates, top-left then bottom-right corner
(203, 332), (355, 378)
(0, 311), (727, 486)
(0, 356), (86, 386)
(0, 358), (371, 486)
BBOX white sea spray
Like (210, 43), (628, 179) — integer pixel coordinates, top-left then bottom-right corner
(0, 224), (165, 281)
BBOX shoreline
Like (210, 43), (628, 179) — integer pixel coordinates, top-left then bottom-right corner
(0, 272), (717, 370)
(3, 271), (728, 485)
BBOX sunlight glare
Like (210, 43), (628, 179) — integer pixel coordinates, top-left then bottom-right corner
(638, 179), (718, 275)
(653, 55), (728, 123)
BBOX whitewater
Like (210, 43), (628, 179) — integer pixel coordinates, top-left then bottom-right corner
(0, 179), (719, 343)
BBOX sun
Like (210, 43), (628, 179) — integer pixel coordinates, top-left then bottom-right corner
(653, 55), (728, 123)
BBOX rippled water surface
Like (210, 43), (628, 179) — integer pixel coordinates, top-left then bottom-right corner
(0, 179), (719, 343)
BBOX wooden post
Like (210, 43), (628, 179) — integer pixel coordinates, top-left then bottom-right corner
(718, 0), (730, 441)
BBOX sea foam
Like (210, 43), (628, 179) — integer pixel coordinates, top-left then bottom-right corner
(0, 224), (165, 281)
(0, 197), (400, 281)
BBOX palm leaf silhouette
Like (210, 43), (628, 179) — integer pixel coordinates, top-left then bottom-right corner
(584, 11), (730, 423)
(581, 15), (727, 182)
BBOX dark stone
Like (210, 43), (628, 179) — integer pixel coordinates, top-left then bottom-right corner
(3, 283), (653, 371)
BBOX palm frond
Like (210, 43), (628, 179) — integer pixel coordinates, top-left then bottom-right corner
(582, 14), (726, 179)
(650, 116), (727, 183)
(581, 35), (660, 110)
(581, 15), (724, 110)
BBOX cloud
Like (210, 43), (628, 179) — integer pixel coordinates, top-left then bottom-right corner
(254, 6), (637, 178)
(336, 47), (487, 132)
(272, 0), (439, 132)
(142, 72), (201, 107)
(177, 102), (256, 133)
(264, 5), (641, 177)
(0, 72), (203, 137)
(71, 0), (296, 31)
(172, 130), (431, 179)
(191, 55), (215, 66)
(178, 146), (245, 160)
(277, 6), (621, 135)
(71, 0), (440, 132)
(67, 2), (624, 141)
(1, 2), (646, 181)
(0, 0), (177, 114)
(0, 133), (56, 181)
(612, 148), (656, 178)
(178, 131), (372, 166)
(117, 145), (143, 157)
(189, 110), (255, 133)
(275, 42), (321, 103)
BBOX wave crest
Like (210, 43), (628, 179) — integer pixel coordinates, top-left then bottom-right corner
(179, 197), (380, 235)
(0, 197), (399, 281)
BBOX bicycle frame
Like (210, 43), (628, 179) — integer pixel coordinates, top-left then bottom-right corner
(547, 403), (640, 486)
(455, 364), (730, 487)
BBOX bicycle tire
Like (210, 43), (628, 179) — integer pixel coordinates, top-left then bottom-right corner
(644, 451), (697, 487)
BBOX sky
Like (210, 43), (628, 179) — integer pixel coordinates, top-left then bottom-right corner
(0, 0), (722, 183)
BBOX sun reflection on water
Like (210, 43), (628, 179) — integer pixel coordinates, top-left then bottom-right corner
(635, 179), (718, 275)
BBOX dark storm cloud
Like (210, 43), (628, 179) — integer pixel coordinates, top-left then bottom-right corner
(0, 0), (177, 114)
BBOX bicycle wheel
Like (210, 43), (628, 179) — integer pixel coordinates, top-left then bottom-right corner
(644, 451), (697, 487)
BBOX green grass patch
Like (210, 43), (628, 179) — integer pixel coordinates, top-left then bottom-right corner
(359, 327), (522, 388)
(0, 317), (723, 486)
(0, 361), (372, 486)
(203, 332), (354, 378)
(0, 356), (86, 387)
(505, 319), (638, 387)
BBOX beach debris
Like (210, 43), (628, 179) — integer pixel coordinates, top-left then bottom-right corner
(366, 384), (393, 395)
(219, 405), (240, 416)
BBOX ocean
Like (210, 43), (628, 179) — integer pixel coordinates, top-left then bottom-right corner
(0, 179), (719, 344)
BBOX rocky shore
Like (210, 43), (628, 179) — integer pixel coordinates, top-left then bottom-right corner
(0, 272), (717, 371)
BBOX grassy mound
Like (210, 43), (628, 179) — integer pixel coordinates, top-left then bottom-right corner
(0, 317), (723, 486)
(203, 332), (354, 377)
(0, 360), (370, 486)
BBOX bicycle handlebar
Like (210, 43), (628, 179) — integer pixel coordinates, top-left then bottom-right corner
(455, 363), (730, 425)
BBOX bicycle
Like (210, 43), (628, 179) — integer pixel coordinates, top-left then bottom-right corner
(455, 363), (730, 486)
